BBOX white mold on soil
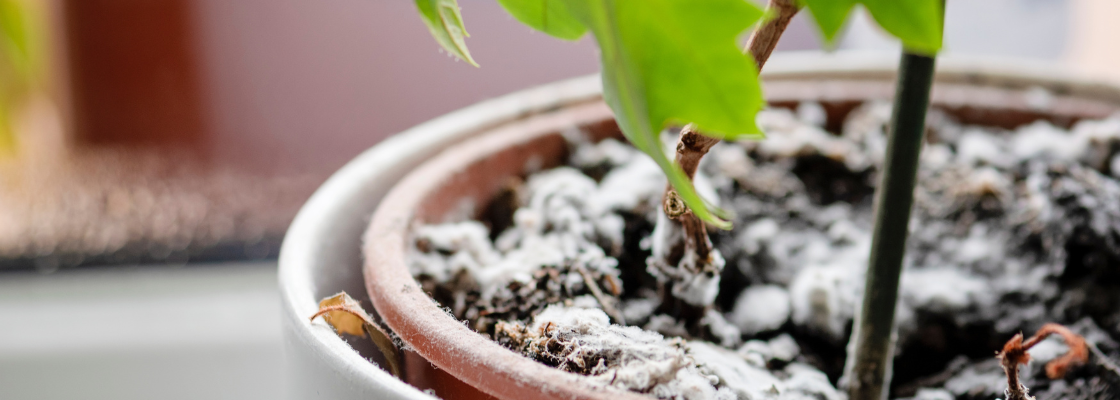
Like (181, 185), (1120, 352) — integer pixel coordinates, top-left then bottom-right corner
(729, 285), (790, 336)
(408, 104), (1120, 399)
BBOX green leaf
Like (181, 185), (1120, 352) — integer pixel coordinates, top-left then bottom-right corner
(800, 0), (856, 43)
(862, 0), (942, 54)
(0, 0), (32, 78)
(799, 0), (942, 54)
(497, 0), (587, 40)
(562, 0), (766, 228)
(0, 0), (44, 155)
(414, 0), (479, 67)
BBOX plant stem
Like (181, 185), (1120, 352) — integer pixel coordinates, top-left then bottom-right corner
(657, 0), (801, 268)
(661, 126), (720, 267)
(848, 51), (936, 400)
(745, 0), (800, 68)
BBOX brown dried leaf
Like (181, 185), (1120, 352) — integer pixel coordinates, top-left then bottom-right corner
(310, 291), (402, 378)
(315, 292), (370, 336)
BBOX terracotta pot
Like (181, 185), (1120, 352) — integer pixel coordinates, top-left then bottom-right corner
(365, 99), (644, 400)
(361, 52), (1120, 400)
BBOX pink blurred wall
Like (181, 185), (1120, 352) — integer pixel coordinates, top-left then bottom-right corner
(191, 0), (600, 175)
(58, 0), (1107, 181)
(58, 0), (820, 177)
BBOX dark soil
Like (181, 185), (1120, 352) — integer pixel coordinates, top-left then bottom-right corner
(409, 102), (1120, 399)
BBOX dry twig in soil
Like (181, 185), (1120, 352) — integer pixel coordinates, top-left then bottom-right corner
(575, 264), (626, 325)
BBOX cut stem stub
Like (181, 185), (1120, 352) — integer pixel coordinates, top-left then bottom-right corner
(998, 323), (1089, 400)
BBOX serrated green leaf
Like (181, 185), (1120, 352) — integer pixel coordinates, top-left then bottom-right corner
(415, 0), (479, 67)
(800, 0), (856, 43)
(799, 0), (942, 54)
(561, 0), (765, 228)
(862, 0), (942, 54)
(497, 0), (587, 40)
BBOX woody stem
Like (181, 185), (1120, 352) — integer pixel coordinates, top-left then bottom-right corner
(659, 0), (801, 261)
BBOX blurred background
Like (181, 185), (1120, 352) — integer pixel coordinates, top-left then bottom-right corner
(0, 0), (1116, 399)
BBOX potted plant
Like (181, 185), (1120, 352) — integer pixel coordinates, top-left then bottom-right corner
(284, 1), (1120, 399)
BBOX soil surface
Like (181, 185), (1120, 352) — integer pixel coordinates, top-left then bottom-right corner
(408, 101), (1120, 400)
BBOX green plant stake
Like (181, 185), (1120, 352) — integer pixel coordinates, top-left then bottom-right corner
(848, 50), (938, 400)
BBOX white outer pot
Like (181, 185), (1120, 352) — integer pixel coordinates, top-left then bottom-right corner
(277, 52), (1120, 399)
(278, 74), (603, 400)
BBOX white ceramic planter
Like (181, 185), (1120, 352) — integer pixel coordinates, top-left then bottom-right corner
(278, 52), (1120, 399)
(278, 75), (603, 400)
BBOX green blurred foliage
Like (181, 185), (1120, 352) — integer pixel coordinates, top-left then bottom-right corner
(496, 0), (587, 40)
(800, 0), (943, 54)
(0, 0), (45, 154)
